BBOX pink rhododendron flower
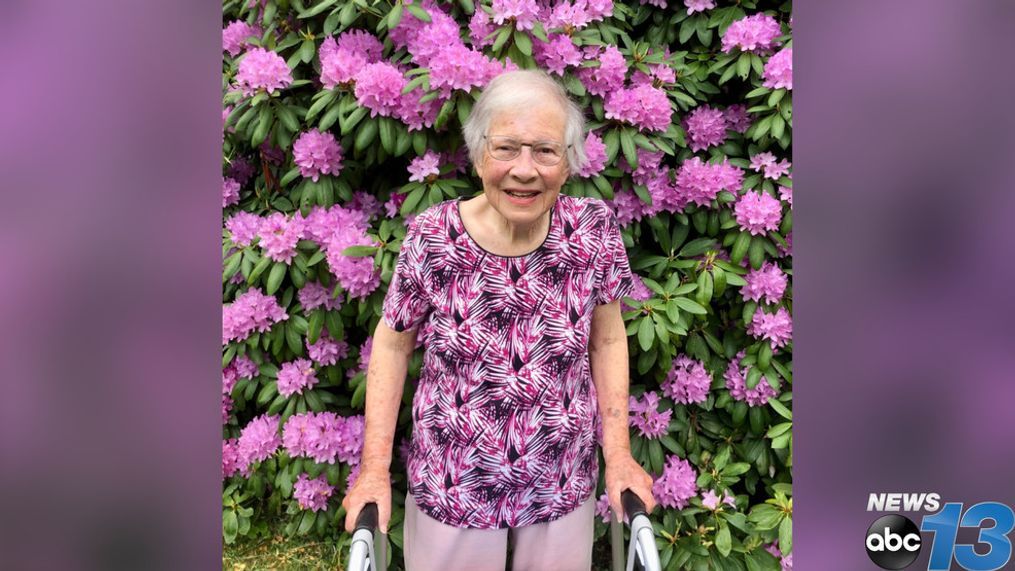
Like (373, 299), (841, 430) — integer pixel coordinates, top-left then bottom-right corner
(491, 0), (540, 31)
(385, 192), (407, 218)
(640, 0), (666, 8)
(277, 358), (318, 397)
(228, 156), (255, 185)
(623, 274), (654, 307)
(684, 0), (715, 15)
(663, 356), (711, 404)
(468, 9), (497, 48)
(408, 150), (441, 183)
(750, 151), (792, 180)
(320, 43), (368, 88)
(675, 157), (744, 207)
(334, 29), (384, 60)
(404, 7), (462, 66)
(578, 45), (627, 97)
(428, 44), (506, 96)
(398, 87), (444, 132)
(301, 204), (371, 247)
(547, 2), (591, 30)
(282, 412), (365, 464)
(293, 473), (334, 512)
(237, 414), (281, 472)
(353, 62), (407, 118)
(779, 185), (792, 207)
(349, 191), (383, 220)
(577, 131), (607, 178)
(222, 288), (288, 344)
(748, 307), (793, 349)
(347, 463), (362, 489)
(684, 105), (728, 152)
(734, 191), (782, 235)
(631, 61), (676, 88)
(298, 280), (342, 312)
(535, 34), (583, 76)
(586, 0), (614, 19)
(724, 104), (752, 134)
(325, 226), (381, 299)
(721, 13), (782, 53)
(257, 212), (304, 265)
(223, 438), (242, 479)
(653, 456), (698, 509)
(307, 331), (349, 366)
(604, 84), (672, 132)
(608, 188), (649, 227)
(222, 21), (261, 57)
(222, 394), (233, 424)
(763, 47), (792, 90)
(742, 262), (787, 304)
(595, 492), (612, 523)
(222, 177), (240, 208)
(724, 351), (779, 406)
(766, 544), (794, 571)
(629, 391), (672, 439)
(293, 129), (344, 182)
(701, 489), (721, 510)
(234, 48), (293, 96)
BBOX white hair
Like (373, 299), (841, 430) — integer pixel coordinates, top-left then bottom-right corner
(462, 69), (586, 174)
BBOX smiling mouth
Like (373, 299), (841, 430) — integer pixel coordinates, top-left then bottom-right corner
(504, 190), (541, 198)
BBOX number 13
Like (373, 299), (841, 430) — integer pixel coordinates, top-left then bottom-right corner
(921, 502), (1014, 571)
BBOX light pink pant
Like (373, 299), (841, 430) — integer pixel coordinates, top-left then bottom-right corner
(403, 495), (595, 571)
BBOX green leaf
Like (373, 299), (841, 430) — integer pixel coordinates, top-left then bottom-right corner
(299, 39), (315, 64)
(730, 232), (750, 264)
(247, 255), (272, 285)
(715, 524), (732, 557)
(299, 0), (338, 18)
(769, 398), (792, 421)
(492, 26), (511, 53)
(223, 251), (242, 283)
(266, 262), (287, 295)
(405, 2), (431, 22)
(736, 52), (751, 78)
(637, 317), (654, 351)
(307, 310), (324, 345)
(387, 2), (404, 29)
(354, 118), (378, 152)
(379, 117), (395, 154)
(297, 510), (317, 535)
(223, 510), (238, 544)
(673, 297), (707, 315)
(603, 129), (620, 164)
(748, 235), (765, 269)
(620, 128), (638, 169)
(342, 245), (378, 257)
(507, 27), (533, 56)
(779, 517), (793, 556)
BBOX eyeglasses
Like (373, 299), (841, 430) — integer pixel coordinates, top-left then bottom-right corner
(483, 135), (570, 166)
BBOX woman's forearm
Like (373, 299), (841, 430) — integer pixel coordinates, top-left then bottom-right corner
(360, 321), (415, 473)
(588, 302), (632, 464)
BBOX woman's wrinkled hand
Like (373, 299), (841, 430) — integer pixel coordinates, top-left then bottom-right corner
(603, 450), (656, 522)
(342, 466), (392, 534)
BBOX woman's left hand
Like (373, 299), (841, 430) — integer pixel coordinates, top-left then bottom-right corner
(603, 449), (656, 521)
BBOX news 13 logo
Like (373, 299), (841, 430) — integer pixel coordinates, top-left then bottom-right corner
(866, 493), (1015, 570)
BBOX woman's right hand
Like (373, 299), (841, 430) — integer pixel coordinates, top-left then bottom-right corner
(342, 466), (392, 534)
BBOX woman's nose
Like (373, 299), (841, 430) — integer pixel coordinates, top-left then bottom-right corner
(509, 146), (538, 181)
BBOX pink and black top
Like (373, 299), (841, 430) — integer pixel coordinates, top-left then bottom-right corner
(382, 194), (633, 529)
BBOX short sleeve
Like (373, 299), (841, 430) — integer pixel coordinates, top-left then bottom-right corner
(594, 206), (634, 305)
(382, 219), (432, 331)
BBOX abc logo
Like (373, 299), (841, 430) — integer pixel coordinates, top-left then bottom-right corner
(865, 515), (922, 569)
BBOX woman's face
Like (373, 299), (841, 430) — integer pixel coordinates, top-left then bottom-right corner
(474, 101), (570, 228)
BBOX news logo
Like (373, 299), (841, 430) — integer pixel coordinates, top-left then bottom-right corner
(865, 493), (1015, 571)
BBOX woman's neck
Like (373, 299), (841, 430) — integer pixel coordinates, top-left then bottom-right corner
(463, 194), (552, 254)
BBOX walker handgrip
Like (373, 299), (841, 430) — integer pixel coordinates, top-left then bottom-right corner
(621, 490), (647, 521)
(355, 503), (379, 533)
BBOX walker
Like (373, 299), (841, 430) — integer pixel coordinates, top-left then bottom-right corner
(346, 489), (661, 571)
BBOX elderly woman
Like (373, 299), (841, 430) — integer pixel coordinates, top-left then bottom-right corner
(343, 69), (655, 570)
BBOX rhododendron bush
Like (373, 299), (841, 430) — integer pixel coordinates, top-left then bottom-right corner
(221, 0), (792, 568)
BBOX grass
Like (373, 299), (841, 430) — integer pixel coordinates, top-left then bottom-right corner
(223, 533), (344, 570)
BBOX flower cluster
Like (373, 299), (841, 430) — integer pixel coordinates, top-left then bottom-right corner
(700, 489), (737, 510)
(724, 104), (752, 133)
(750, 152), (792, 180)
(222, 288), (288, 344)
(721, 13), (782, 53)
(595, 492), (612, 523)
(236, 414), (281, 473)
(763, 47), (793, 90)
(277, 358), (318, 397)
(491, 0), (540, 31)
(741, 262), (788, 304)
(223, 438), (242, 479)
(324, 226), (381, 299)
(307, 330), (349, 366)
(766, 544), (794, 571)
(293, 473), (334, 512)
(320, 30), (384, 88)
(629, 391), (672, 439)
(297, 280), (342, 312)
(408, 150), (441, 183)
(258, 212), (305, 265)
(675, 157), (744, 207)
(653, 456), (698, 509)
(282, 412), (365, 464)
(578, 45), (627, 96)
(468, 10), (497, 48)
(222, 177), (240, 208)
(604, 84), (672, 132)
(684, 0), (716, 15)
(748, 307), (793, 349)
(724, 351), (778, 406)
(577, 131), (607, 178)
(234, 48), (292, 96)
(663, 356), (711, 404)
(534, 34), (583, 76)
(429, 44), (507, 96)
(222, 21), (261, 57)
(684, 105), (728, 152)
(292, 130), (344, 182)
(353, 62), (407, 118)
(734, 191), (783, 235)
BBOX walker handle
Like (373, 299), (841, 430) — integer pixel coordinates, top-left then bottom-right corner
(355, 502), (379, 533)
(621, 489), (647, 520)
